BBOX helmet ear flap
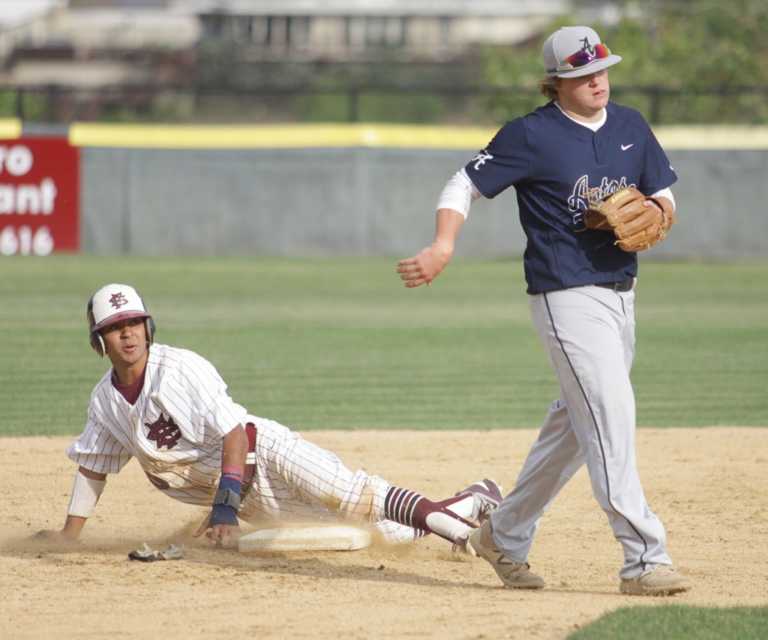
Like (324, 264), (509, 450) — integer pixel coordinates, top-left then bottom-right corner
(86, 298), (105, 357)
(90, 333), (106, 357)
(139, 294), (155, 345)
(145, 316), (156, 344)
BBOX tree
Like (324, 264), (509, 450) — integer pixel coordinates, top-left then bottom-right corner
(480, 0), (768, 123)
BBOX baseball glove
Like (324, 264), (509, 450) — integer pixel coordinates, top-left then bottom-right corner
(584, 187), (674, 252)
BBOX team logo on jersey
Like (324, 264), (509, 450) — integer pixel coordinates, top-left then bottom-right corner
(109, 292), (129, 309)
(568, 174), (636, 228)
(471, 150), (493, 170)
(145, 413), (182, 449)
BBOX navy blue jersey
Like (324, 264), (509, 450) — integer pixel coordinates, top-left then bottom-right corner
(465, 101), (677, 294)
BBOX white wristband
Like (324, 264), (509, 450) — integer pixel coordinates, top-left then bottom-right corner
(67, 470), (106, 518)
(651, 187), (675, 211)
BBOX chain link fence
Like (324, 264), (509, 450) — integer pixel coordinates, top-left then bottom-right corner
(4, 83), (768, 125)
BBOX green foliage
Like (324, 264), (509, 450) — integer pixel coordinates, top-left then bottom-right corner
(358, 92), (445, 123)
(0, 90), (18, 117)
(0, 257), (766, 436)
(567, 605), (768, 640)
(0, 90), (48, 121)
(296, 91), (456, 123)
(295, 92), (350, 122)
(475, 15), (573, 121)
(480, 0), (768, 123)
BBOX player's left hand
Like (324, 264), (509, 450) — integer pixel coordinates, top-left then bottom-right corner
(584, 187), (675, 252)
(32, 529), (80, 544)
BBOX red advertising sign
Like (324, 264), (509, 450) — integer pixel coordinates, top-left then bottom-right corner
(0, 137), (80, 256)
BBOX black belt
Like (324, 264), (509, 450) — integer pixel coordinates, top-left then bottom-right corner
(595, 278), (634, 292)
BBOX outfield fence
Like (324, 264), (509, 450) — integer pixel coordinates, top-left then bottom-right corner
(3, 121), (768, 259)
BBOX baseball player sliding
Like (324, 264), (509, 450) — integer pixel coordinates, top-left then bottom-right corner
(397, 26), (690, 596)
(40, 283), (502, 551)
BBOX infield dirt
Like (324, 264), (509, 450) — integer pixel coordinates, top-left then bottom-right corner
(2, 428), (766, 639)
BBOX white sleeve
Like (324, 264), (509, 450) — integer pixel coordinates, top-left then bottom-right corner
(435, 168), (482, 219)
(178, 351), (247, 438)
(651, 187), (675, 211)
(66, 403), (132, 474)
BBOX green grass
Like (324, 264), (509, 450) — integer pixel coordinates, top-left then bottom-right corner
(567, 605), (768, 640)
(1, 256), (766, 435)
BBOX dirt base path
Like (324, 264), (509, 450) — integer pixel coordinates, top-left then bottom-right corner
(2, 428), (766, 640)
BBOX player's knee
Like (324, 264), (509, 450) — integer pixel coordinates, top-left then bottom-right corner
(338, 472), (389, 521)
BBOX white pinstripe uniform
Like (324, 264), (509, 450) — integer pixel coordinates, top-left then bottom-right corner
(68, 343), (418, 542)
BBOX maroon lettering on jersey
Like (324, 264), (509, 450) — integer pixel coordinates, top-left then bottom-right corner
(145, 414), (182, 450)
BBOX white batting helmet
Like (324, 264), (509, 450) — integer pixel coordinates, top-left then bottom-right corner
(86, 283), (155, 356)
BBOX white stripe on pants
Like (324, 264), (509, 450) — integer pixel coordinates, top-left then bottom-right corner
(490, 285), (672, 579)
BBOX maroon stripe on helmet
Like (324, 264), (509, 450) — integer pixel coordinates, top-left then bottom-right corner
(92, 310), (151, 332)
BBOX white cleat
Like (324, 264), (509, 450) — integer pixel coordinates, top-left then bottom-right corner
(456, 478), (504, 527)
(620, 565), (691, 596)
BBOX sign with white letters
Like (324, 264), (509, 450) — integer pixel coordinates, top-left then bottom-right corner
(0, 137), (79, 256)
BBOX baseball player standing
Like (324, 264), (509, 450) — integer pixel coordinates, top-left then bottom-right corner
(40, 283), (503, 551)
(397, 26), (690, 596)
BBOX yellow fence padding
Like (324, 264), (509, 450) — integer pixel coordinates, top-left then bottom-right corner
(0, 119), (23, 139)
(67, 122), (768, 150)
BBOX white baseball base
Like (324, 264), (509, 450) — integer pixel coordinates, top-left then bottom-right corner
(238, 525), (372, 553)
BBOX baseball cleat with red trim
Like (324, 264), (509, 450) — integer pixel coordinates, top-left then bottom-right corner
(455, 478), (503, 527)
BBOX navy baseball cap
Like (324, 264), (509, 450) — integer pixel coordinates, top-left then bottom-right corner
(543, 26), (622, 78)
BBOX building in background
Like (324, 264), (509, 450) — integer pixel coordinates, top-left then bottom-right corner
(0, 1), (197, 88)
(188, 0), (570, 62)
(0, 0), (576, 122)
(1, 0), (571, 79)
(0, 0), (200, 120)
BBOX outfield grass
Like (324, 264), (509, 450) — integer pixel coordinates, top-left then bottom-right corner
(567, 605), (768, 640)
(1, 256), (766, 436)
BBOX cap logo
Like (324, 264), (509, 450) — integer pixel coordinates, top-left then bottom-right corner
(577, 37), (595, 56)
(109, 292), (129, 309)
(552, 36), (613, 74)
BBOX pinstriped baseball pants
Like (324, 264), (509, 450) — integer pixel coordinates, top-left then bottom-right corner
(237, 417), (419, 543)
(490, 284), (673, 579)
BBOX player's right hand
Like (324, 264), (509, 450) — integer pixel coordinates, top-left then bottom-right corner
(396, 243), (453, 288)
(205, 523), (240, 549)
(193, 513), (239, 549)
